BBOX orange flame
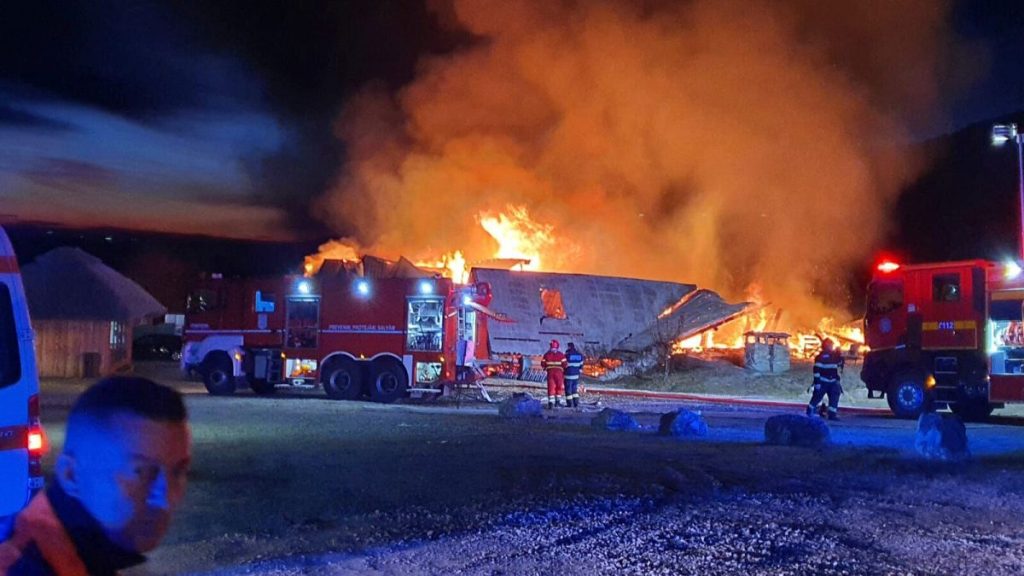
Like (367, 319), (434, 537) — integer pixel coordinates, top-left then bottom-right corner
(478, 205), (554, 271)
(304, 239), (362, 277)
(414, 250), (469, 284)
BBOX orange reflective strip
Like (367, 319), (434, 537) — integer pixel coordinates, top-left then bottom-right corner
(0, 426), (27, 451)
(0, 255), (17, 274)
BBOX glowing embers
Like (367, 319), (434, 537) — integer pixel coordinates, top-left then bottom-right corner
(540, 288), (567, 319)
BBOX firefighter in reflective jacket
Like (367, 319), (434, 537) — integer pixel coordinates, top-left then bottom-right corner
(564, 342), (585, 408)
(807, 338), (845, 420)
(541, 339), (568, 409)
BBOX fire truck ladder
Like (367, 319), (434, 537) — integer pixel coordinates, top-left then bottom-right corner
(450, 362), (494, 405)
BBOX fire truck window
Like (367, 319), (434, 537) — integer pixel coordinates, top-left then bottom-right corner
(0, 283), (21, 388)
(868, 282), (903, 314)
(990, 299), (1024, 321)
(540, 288), (567, 319)
(187, 289), (219, 313)
(932, 274), (961, 302)
(407, 298), (443, 352)
(285, 299), (319, 348)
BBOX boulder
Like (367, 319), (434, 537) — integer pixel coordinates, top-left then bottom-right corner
(658, 409), (709, 438)
(590, 408), (640, 431)
(658, 465), (721, 497)
(764, 414), (830, 447)
(498, 392), (542, 418)
(915, 413), (970, 462)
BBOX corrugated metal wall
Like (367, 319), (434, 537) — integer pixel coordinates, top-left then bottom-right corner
(473, 268), (696, 356)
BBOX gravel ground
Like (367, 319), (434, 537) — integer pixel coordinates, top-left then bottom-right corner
(35, 362), (1024, 575)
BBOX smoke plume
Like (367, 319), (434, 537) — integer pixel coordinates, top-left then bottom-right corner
(317, 0), (960, 326)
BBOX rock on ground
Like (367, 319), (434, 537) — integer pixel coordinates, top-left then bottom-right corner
(915, 412), (970, 462)
(764, 414), (830, 447)
(498, 392), (542, 417)
(591, 408), (641, 431)
(659, 409), (709, 438)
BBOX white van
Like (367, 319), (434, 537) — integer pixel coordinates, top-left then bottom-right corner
(0, 226), (43, 538)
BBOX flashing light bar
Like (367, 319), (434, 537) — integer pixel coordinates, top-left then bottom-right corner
(355, 279), (371, 297)
(296, 280), (312, 295)
(877, 261), (901, 274)
(419, 280), (434, 295)
(1005, 261), (1023, 280)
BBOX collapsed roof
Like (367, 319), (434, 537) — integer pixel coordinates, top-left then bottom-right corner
(472, 268), (750, 357)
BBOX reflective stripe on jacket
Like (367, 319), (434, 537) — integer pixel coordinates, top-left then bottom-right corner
(564, 350), (585, 380)
(541, 350), (567, 372)
(813, 351), (844, 385)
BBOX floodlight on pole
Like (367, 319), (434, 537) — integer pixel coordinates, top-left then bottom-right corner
(992, 123), (1024, 261)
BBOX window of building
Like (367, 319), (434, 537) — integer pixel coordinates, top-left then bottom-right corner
(932, 274), (961, 302)
(110, 321), (126, 350)
(540, 288), (567, 319)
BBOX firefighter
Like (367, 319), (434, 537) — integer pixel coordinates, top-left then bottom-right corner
(564, 342), (585, 408)
(541, 339), (568, 409)
(0, 377), (192, 574)
(806, 338), (845, 420)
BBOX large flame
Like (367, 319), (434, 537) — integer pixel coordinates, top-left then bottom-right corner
(478, 205), (554, 271)
(317, 0), (958, 329)
(306, 205), (558, 282)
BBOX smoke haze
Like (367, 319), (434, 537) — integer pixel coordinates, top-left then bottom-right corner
(318, 0), (962, 326)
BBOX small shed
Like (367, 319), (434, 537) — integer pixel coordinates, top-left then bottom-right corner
(744, 331), (791, 373)
(22, 248), (167, 378)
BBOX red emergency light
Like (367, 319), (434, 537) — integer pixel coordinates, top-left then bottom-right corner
(876, 261), (900, 274)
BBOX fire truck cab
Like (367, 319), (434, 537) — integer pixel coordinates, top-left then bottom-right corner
(0, 226), (44, 538)
(862, 258), (1024, 419)
(182, 266), (491, 402)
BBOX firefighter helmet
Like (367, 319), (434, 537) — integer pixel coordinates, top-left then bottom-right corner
(821, 338), (835, 351)
(550, 339), (560, 349)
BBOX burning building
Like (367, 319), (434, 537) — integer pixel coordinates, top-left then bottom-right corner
(472, 267), (750, 378)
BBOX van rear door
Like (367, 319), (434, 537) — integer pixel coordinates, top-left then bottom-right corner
(0, 227), (41, 523)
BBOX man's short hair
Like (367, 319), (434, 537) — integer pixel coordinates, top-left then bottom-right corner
(68, 376), (186, 430)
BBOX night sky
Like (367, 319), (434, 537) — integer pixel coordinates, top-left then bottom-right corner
(1, 0), (1023, 251)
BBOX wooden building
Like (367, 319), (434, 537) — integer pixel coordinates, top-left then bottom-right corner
(22, 248), (166, 378)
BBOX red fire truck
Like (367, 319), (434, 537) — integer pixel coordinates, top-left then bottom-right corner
(862, 258), (1024, 419)
(181, 263), (494, 402)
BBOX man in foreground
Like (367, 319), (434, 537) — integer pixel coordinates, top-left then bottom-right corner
(0, 377), (191, 575)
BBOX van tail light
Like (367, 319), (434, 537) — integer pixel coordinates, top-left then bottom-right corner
(27, 394), (46, 457)
(27, 430), (44, 454)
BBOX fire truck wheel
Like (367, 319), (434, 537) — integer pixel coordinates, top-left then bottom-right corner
(950, 399), (994, 422)
(202, 353), (236, 396)
(886, 371), (925, 419)
(369, 359), (408, 404)
(322, 358), (362, 400)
